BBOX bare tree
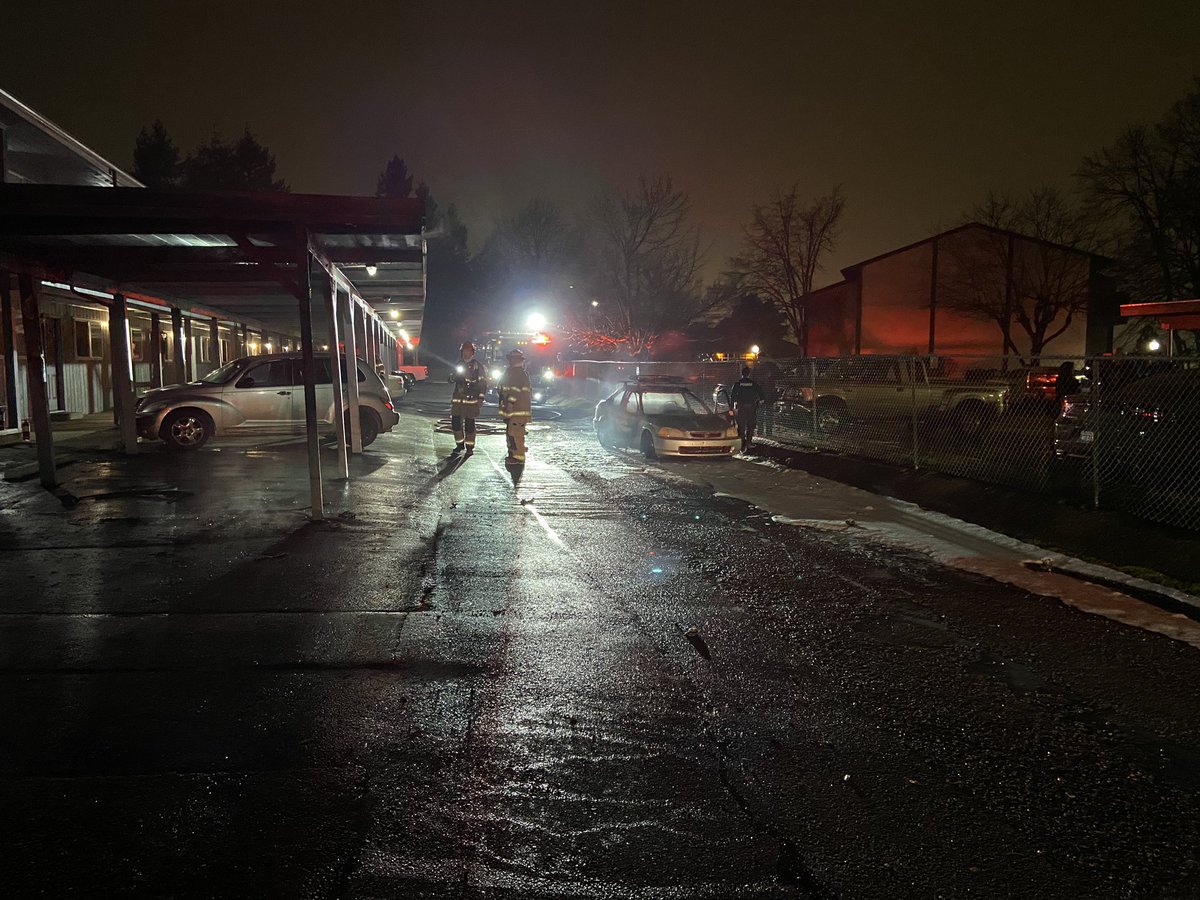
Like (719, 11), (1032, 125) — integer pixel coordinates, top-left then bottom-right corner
(584, 176), (706, 357)
(1079, 79), (1200, 304)
(474, 198), (584, 335)
(734, 185), (845, 356)
(940, 188), (1097, 359)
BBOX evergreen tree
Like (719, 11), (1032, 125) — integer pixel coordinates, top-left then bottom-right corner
(376, 155), (414, 199)
(181, 128), (289, 192)
(132, 120), (181, 188)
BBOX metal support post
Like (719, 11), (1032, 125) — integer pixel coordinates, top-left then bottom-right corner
(810, 362), (818, 440)
(240, 324), (248, 357)
(910, 358), (920, 470)
(208, 317), (221, 371)
(184, 318), (194, 381)
(170, 307), (186, 385)
(109, 293), (139, 454)
(149, 311), (163, 387)
(323, 276), (349, 479)
(343, 293), (364, 454)
(1, 271), (18, 428)
(296, 248), (324, 522)
(17, 274), (56, 488)
(1091, 358), (1102, 510)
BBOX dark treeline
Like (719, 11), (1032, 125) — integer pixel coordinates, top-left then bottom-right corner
(132, 77), (1200, 361)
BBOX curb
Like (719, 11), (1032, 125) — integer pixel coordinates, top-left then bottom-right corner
(742, 441), (1200, 624)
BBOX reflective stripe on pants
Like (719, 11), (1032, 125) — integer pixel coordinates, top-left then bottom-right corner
(506, 420), (526, 462)
(451, 415), (477, 445)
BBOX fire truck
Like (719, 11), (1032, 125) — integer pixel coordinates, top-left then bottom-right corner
(479, 330), (561, 402)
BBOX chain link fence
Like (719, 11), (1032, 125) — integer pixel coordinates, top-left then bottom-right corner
(567, 354), (1199, 531)
(728, 354), (1199, 532)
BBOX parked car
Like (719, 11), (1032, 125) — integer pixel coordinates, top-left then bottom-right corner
(778, 356), (1010, 437)
(394, 365), (429, 382)
(382, 370), (410, 403)
(594, 378), (739, 458)
(136, 352), (399, 450)
(1054, 369), (1200, 475)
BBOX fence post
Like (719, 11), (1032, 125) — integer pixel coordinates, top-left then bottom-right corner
(911, 357), (920, 470)
(1090, 357), (1102, 510)
(810, 360), (818, 442)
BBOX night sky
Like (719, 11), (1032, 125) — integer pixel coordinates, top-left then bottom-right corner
(4, 1), (1200, 282)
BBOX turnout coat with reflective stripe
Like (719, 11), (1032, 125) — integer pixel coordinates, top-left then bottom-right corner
(450, 358), (487, 415)
(499, 366), (533, 419)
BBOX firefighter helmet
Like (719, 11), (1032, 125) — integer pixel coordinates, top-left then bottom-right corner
(506, 348), (526, 362)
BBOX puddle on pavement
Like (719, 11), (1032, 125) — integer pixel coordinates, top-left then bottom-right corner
(75, 488), (192, 503)
(965, 652), (1048, 693)
(852, 612), (960, 649)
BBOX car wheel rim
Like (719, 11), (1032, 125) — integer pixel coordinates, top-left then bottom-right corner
(171, 417), (203, 446)
(818, 409), (841, 430)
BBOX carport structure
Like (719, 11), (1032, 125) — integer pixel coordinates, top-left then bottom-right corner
(0, 184), (424, 520)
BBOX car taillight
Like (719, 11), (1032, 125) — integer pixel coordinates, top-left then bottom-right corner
(385, 401), (394, 411)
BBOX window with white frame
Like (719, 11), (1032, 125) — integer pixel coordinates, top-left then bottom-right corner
(74, 320), (103, 360)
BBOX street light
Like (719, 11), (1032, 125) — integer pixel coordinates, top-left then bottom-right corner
(527, 312), (547, 331)
(366, 265), (378, 277)
(390, 309), (400, 319)
(750, 344), (761, 356)
(1148, 339), (1162, 352)
(591, 300), (600, 308)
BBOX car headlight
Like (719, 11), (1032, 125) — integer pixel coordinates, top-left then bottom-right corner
(491, 368), (502, 381)
(533, 391), (544, 402)
(657, 426), (686, 438)
(543, 369), (555, 381)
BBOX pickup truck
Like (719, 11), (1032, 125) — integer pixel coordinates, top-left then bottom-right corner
(783, 356), (1010, 437)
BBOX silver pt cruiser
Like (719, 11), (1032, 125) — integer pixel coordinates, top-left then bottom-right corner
(135, 352), (399, 450)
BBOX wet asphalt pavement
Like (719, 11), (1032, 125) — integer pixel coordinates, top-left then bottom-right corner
(3, 382), (1200, 899)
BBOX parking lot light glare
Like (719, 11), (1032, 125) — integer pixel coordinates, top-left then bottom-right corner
(527, 312), (547, 330)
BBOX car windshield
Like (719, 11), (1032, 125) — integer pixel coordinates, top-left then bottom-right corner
(640, 389), (711, 416)
(198, 358), (250, 384)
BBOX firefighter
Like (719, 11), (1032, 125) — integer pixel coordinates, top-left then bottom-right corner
(498, 348), (533, 466)
(449, 341), (487, 453)
(729, 365), (766, 452)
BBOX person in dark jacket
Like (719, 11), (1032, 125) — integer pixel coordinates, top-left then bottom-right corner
(729, 366), (766, 452)
(449, 341), (487, 453)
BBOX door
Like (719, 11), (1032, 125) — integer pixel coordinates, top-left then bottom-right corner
(852, 357), (905, 419)
(295, 355), (336, 425)
(614, 389), (643, 444)
(226, 359), (297, 429)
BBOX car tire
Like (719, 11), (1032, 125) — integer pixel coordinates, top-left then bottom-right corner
(815, 399), (849, 432)
(596, 419), (616, 448)
(640, 430), (658, 460)
(347, 409), (381, 448)
(160, 408), (213, 451)
(953, 400), (992, 438)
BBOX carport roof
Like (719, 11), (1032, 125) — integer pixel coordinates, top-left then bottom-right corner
(0, 183), (426, 340)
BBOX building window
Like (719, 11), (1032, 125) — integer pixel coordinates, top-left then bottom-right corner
(130, 327), (145, 362)
(74, 320), (103, 359)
